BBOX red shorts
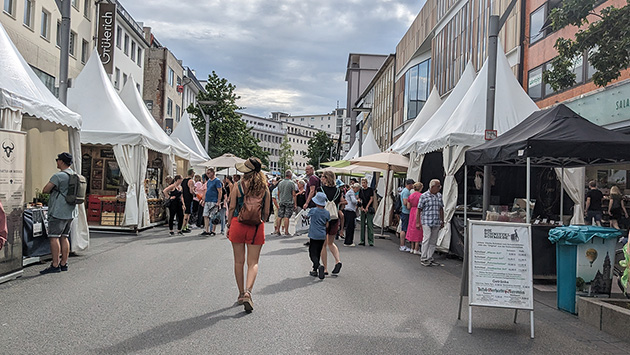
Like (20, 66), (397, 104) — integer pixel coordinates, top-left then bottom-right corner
(228, 217), (265, 245)
(326, 219), (339, 236)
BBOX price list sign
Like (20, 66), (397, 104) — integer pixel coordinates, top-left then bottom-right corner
(469, 221), (533, 310)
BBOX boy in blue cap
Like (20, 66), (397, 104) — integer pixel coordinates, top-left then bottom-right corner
(308, 192), (330, 279)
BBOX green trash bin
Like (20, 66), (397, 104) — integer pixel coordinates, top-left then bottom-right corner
(549, 226), (621, 314)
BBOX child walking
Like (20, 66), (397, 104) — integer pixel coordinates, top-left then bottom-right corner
(308, 192), (330, 279)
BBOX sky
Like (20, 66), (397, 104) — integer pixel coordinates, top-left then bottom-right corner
(123, 0), (424, 118)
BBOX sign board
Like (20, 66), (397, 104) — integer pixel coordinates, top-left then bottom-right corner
(97, 2), (116, 75)
(469, 220), (533, 310)
(484, 130), (497, 140)
(0, 130), (26, 279)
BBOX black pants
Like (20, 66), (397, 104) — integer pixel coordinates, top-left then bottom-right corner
(190, 200), (200, 225)
(168, 203), (184, 231)
(196, 201), (204, 227)
(309, 238), (325, 270)
(344, 210), (356, 245)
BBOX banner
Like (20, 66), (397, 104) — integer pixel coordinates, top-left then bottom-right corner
(97, 2), (117, 74)
(469, 220), (534, 310)
(0, 130), (26, 277)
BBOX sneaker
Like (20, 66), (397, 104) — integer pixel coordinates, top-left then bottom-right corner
(358, 242), (365, 246)
(60, 263), (68, 271)
(182, 229), (192, 233)
(399, 246), (407, 252)
(40, 264), (61, 274)
(430, 260), (443, 267)
(369, 244), (374, 247)
(309, 270), (318, 277)
(209, 231), (216, 236)
(413, 250), (421, 255)
(332, 262), (342, 275)
(421, 260), (432, 267)
(304, 241), (310, 246)
(200, 231), (210, 236)
(177, 230), (184, 235)
(343, 243), (355, 247)
(169, 231), (174, 236)
(318, 265), (325, 279)
(282, 233), (292, 237)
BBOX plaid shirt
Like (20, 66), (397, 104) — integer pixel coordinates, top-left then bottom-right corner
(418, 191), (444, 227)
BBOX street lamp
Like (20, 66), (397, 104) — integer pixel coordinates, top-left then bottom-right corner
(197, 100), (216, 151)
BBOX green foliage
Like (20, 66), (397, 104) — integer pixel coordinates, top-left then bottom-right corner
(278, 134), (294, 172)
(306, 131), (334, 170)
(544, 0), (630, 91)
(186, 71), (269, 166)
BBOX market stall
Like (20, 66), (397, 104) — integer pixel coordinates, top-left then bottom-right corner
(0, 22), (88, 271)
(68, 51), (172, 230)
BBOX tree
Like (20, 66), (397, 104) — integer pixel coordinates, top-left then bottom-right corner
(306, 131), (334, 170)
(186, 71), (269, 166)
(543, 0), (630, 91)
(278, 134), (294, 172)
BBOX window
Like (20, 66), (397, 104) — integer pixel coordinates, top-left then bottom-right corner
(529, 4), (547, 44)
(83, 0), (91, 19)
(3, 0), (14, 16)
(404, 58), (431, 120)
(168, 67), (174, 86)
(116, 26), (121, 48)
(114, 67), (120, 89)
(544, 62), (555, 97)
(167, 98), (173, 117)
(81, 39), (89, 63)
(130, 41), (136, 61)
(136, 83), (141, 93)
(23, 0), (34, 28)
(56, 21), (60, 46)
(69, 31), (76, 57)
(175, 105), (181, 122)
(123, 34), (129, 55)
(527, 66), (543, 100)
(136, 48), (142, 66)
(71, 0), (78, 9)
(30, 65), (56, 94)
(122, 73), (127, 85)
(40, 9), (50, 40)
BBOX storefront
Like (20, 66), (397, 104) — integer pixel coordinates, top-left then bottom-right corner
(565, 79), (630, 132)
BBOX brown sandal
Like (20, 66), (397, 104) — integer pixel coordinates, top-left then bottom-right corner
(237, 291), (245, 305)
(242, 289), (254, 313)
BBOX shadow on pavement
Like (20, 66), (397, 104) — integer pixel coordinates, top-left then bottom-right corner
(262, 247), (305, 256)
(257, 276), (318, 295)
(93, 305), (247, 354)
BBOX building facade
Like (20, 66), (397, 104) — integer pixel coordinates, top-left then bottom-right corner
(142, 27), (184, 134)
(1, 0), (94, 94)
(282, 121), (332, 174)
(181, 67), (205, 122)
(277, 109), (344, 136)
(110, 1), (147, 94)
(523, 0), (630, 130)
(240, 112), (286, 173)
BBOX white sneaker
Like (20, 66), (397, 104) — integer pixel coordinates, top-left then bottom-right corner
(399, 246), (407, 252)
(413, 250), (421, 255)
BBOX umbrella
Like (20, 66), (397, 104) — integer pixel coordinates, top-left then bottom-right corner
(320, 160), (350, 168)
(350, 151), (410, 237)
(201, 153), (245, 168)
(318, 164), (385, 177)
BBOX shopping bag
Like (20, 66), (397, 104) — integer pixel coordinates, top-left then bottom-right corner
(294, 208), (310, 236)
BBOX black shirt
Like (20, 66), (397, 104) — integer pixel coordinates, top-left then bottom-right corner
(359, 187), (374, 208)
(182, 178), (193, 200)
(586, 189), (603, 211)
(320, 185), (342, 207)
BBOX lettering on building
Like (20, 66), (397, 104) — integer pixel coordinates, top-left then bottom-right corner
(97, 3), (116, 74)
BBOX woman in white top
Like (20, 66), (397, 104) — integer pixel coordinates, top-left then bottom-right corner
(343, 183), (361, 246)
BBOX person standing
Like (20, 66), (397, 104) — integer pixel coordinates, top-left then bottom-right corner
(164, 175), (186, 235)
(227, 157), (270, 312)
(303, 165), (320, 209)
(295, 180), (307, 212)
(417, 179), (444, 267)
(218, 177), (232, 235)
(181, 169), (195, 233)
(358, 178), (375, 246)
(307, 192), (330, 280)
(195, 174), (207, 228)
(399, 179), (414, 252)
(608, 186), (628, 229)
(201, 168), (223, 236)
(406, 182), (424, 254)
(320, 171), (343, 275)
(343, 183), (361, 246)
(277, 170), (297, 236)
(585, 180), (604, 226)
(40, 152), (78, 274)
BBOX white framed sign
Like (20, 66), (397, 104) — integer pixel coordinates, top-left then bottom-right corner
(468, 220), (534, 310)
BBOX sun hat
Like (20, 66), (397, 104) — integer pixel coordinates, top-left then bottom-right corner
(312, 192), (327, 207)
(235, 157), (262, 174)
(56, 152), (73, 165)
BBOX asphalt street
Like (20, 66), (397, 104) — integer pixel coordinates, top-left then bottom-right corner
(1, 221), (628, 354)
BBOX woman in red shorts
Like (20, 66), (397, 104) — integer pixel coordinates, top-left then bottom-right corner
(227, 157), (270, 312)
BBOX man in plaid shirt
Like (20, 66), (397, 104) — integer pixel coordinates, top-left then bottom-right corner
(416, 179), (444, 266)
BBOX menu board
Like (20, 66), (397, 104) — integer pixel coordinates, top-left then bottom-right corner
(469, 220), (533, 310)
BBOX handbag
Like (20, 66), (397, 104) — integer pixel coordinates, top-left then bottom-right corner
(294, 208), (310, 235)
(322, 187), (340, 220)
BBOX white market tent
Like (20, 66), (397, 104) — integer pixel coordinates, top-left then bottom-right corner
(415, 46), (539, 251)
(402, 62), (477, 182)
(0, 22), (89, 251)
(171, 111), (211, 173)
(118, 77), (206, 173)
(68, 50), (172, 229)
(342, 127), (381, 160)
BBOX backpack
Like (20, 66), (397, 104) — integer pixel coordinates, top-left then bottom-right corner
(321, 187), (340, 220)
(236, 182), (266, 226)
(63, 171), (87, 205)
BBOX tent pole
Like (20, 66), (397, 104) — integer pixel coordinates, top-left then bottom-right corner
(381, 167), (390, 238)
(527, 158), (531, 224)
(458, 164), (469, 320)
(560, 168), (564, 226)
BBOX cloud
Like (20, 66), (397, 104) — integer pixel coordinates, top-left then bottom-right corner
(122, 0), (424, 117)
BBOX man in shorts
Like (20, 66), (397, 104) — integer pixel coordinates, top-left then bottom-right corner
(40, 152), (78, 274)
(201, 168), (223, 236)
(585, 180), (603, 226)
(277, 170), (296, 236)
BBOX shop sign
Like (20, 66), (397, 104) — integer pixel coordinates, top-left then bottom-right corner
(97, 3), (116, 75)
(616, 97), (630, 111)
(565, 81), (630, 127)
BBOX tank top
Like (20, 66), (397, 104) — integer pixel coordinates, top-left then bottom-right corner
(169, 188), (183, 204)
(182, 178), (193, 200)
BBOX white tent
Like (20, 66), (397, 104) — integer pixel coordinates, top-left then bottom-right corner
(118, 77), (206, 172)
(403, 62), (477, 182)
(0, 22), (89, 251)
(342, 128), (381, 160)
(68, 50), (171, 229)
(416, 46), (539, 251)
(389, 86), (443, 154)
(171, 111), (210, 164)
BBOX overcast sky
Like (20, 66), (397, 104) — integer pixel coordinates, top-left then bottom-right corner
(124, 0), (424, 118)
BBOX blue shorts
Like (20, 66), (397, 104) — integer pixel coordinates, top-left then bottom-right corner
(400, 213), (409, 232)
(48, 217), (72, 238)
(586, 210), (602, 223)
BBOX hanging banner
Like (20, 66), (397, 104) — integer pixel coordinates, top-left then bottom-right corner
(0, 129), (26, 279)
(469, 220), (534, 310)
(97, 2), (117, 75)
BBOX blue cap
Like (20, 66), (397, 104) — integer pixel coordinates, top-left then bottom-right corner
(312, 192), (327, 206)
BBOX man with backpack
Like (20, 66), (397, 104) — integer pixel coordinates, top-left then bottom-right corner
(40, 152), (79, 274)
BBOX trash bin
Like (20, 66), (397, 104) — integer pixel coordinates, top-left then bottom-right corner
(548, 226), (622, 314)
